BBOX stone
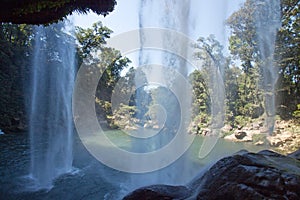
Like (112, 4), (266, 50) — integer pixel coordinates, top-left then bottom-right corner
(276, 129), (281, 135)
(235, 131), (247, 139)
(221, 124), (233, 133)
(254, 140), (264, 145)
(152, 125), (160, 130)
(252, 122), (261, 130)
(268, 138), (284, 147)
(202, 128), (212, 136)
(224, 134), (236, 141)
(125, 125), (138, 131)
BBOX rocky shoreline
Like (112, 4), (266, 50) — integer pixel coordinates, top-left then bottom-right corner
(222, 119), (300, 155)
(189, 119), (300, 155)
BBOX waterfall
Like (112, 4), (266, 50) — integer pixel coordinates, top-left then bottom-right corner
(255, 0), (281, 133)
(29, 22), (75, 189)
(134, 0), (192, 153)
(122, 0), (194, 189)
(132, 0), (227, 178)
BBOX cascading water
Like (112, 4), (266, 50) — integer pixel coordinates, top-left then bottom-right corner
(136, 0), (192, 153)
(137, 0), (227, 162)
(29, 22), (75, 189)
(123, 0), (194, 189)
(133, 0), (227, 176)
(255, 0), (281, 133)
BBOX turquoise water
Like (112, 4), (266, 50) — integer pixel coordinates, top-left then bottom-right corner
(82, 129), (267, 193)
(103, 129), (266, 158)
(0, 131), (267, 199)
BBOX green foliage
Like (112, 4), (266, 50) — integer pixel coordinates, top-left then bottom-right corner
(192, 35), (229, 129)
(226, 0), (300, 120)
(234, 115), (250, 128)
(224, 66), (241, 121)
(226, 0), (264, 120)
(189, 69), (210, 119)
(109, 103), (137, 128)
(293, 104), (300, 118)
(0, 23), (33, 131)
(275, 0), (300, 117)
(75, 22), (113, 60)
(75, 21), (132, 127)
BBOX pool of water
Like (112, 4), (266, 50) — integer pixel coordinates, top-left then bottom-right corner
(0, 130), (267, 199)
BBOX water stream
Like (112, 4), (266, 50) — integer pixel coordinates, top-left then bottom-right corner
(255, 0), (281, 133)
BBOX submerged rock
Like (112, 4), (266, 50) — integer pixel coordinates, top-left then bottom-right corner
(123, 149), (300, 200)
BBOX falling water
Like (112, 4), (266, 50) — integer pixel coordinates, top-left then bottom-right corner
(122, 0), (194, 190)
(136, 0), (192, 151)
(135, 0), (227, 166)
(255, 0), (281, 133)
(29, 22), (75, 189)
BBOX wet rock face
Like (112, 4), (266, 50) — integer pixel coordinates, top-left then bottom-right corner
(123, 150), (300, 200)
(194, 150), (300, 199)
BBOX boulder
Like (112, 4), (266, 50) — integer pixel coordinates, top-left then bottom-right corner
(268, 138), (283, 147)
(251, 122), (261, 130)
(221, 124), (233, 133)
(202, 128), (212, 136)
(123, 150), (300, 200)
(143, 123), (150, 128)
(193, 150), (300, 199)
(235, 131), (247, 139)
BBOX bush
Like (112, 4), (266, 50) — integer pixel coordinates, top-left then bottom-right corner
(292, 104), (300, 118)
(233, 115), (250, 128)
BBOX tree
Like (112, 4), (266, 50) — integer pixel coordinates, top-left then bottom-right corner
(193, 35), (227, 128)
(224, 65), (242, 122)
(75, 21), (131, 126)
(226, 0), (274, 119)
(189, 69), (210, 128)
(275, 0), (300, 117)
(0, 23), (33, 131)
(227, 0), (300, 119)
